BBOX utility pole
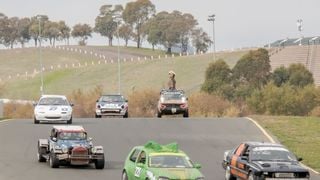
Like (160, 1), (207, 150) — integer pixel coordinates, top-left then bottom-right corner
(208, 14), (216, 61)
(37, 15), (44, 95)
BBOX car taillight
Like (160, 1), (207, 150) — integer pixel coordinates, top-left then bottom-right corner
(160, 104), (166, 109)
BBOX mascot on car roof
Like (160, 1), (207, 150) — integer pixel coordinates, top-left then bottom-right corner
(168, 71), (176, 90)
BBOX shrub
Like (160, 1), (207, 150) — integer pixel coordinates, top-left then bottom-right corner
(128, 89), (159, 117)
(68, 85), (103, 118)
(4, 102), (33, 119)
(188, 92), (240, 117)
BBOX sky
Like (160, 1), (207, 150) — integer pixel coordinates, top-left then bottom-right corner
(1, 0), (320, 51)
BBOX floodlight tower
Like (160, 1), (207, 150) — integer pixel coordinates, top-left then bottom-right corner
(297, 19), (303, 46)
(208, 14), (216, 61)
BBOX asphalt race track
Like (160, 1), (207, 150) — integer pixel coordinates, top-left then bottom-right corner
(0, 118), (319, 180)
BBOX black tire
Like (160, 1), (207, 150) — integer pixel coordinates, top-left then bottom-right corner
(225, 166), (236, 180)
(37, 147), (47, 162)
(95, 155), (105, 169)
(248, 172), (259, 180)
(67, 117), (72, 124)
(156, 111), (162, 118)
(34, 118), (40, 124)
(95, 113), (102, 118)
(49, 152), (59, 168)
(183, 111), (189, 118)
(123, 112), (128, 118)
(122, 171), (128, 180)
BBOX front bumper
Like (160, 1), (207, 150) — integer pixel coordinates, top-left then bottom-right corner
(35, 113), (72, 121)
(96, 108), (127, 116)
(160, 106), (188, 115)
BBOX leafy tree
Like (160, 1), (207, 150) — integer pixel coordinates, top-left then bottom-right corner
(192, 28), (212, 53)
(2, 17), (20, 48)
(143, 15), (161, 50)
(95, 4), (123, 46)
(201, 59), (233, 99)
(58, 21), (70, 45)
(232, 48), (271, 89)
(123, 0), (155, 48)
(288, 63), (314, 87)
(17, 17), (31, 47)
(0, 13), (9, 46)
(71, 23), (92, 46)
(43, 21), (60, 46)
(118, 24), (133, 47)
(29, 15), (49, 47)
(272, 66), (290, 87)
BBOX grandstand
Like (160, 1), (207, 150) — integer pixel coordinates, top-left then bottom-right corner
(269, 36), (320, 85)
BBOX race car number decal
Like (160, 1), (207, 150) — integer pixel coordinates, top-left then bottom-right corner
(135, 167), (142, 177)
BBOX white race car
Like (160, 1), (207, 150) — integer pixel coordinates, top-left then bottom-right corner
(33, 95), (73, 124)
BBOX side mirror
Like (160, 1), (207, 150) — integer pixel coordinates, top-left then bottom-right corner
(32, 102), (37, 107)
(186, 97), (189, 101)
(297, 157), (303, 162)
(125, 99), (128, 103)
(52, 137), (57, 142)
(70, 103), (74, 107)
(194, 163), (202, 169)
(88, 137), (93, 142)
(96, 99), (99, 103)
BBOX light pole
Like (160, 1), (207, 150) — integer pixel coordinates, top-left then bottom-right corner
(297, 19), (303, 46)
(113, 15), (121, 94)
(37, 15), (44, 95)
(208, 14), (216, 61)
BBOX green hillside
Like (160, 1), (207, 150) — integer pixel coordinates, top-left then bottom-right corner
(0, 46), (247, 100)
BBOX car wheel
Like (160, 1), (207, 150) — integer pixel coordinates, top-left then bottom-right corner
(34, 118), (40, 124)
(183, 111), (189, 118)
(37, 147), (47, 162)
(67, 117), (72, 124)
(248, 172), (257, 180)
(122, 171), (128, 180)
(225, 166), (236, 180)
(49, 152), (59, 168)
(95, 154), (105, 169)
(123, 112), (128, 118)
(156, 111), (162, 118)
(95, 114), (102, 118)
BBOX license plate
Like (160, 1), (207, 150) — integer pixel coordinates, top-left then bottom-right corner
(275, 173), (294, 178)
(171, 108), (177, 113)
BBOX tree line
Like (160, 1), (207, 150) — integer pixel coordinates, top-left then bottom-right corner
(0, 0), (212, 54)
(202, 48), (319, 116)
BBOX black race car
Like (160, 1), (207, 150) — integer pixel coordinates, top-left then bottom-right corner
(222, 142), (310, 180)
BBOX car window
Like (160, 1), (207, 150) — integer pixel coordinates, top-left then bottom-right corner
(130, 149), (141, 163)
(137, 151), (146, 164)
(39, 97), (68, 106)
(100, 95), (124, 102)
(149, 155), (193, 168)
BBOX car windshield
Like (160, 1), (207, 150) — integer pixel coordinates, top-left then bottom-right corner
(100, 95), (124, 102)
(38, 97), (68, 106)
(149, 155), (193, 168)
(162, 93), (184, 100)
(251, 147), (297, 161)
(58, 132), (87, 140)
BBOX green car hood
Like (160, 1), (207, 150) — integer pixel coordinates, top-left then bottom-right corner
(147, 167), (203, 179)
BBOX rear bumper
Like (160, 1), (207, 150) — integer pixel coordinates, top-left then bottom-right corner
(56, 153), (104, 165)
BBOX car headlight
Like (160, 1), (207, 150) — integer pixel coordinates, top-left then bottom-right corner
(158, 177), (169, 180)
(91, 147), (97, 154)
(61, 108), (68, 111)
(62, 146), (68, 153)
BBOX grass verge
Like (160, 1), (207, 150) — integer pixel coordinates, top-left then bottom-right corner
(251, 115), (320, 172)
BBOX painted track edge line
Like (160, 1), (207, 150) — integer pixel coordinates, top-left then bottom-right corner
(245, 117), (320, 175)
(0, 119), (11, 123)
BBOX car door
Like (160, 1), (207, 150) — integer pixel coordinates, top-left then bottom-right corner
(230, 143), (248, 179)
(126, 148), (141, 179)
(134, 151), (147, 180)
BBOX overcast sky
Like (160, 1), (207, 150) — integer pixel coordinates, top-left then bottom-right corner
(1, 0), (319, 50)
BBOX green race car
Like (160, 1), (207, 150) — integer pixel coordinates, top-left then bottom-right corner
(122, 141), (204, 180)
